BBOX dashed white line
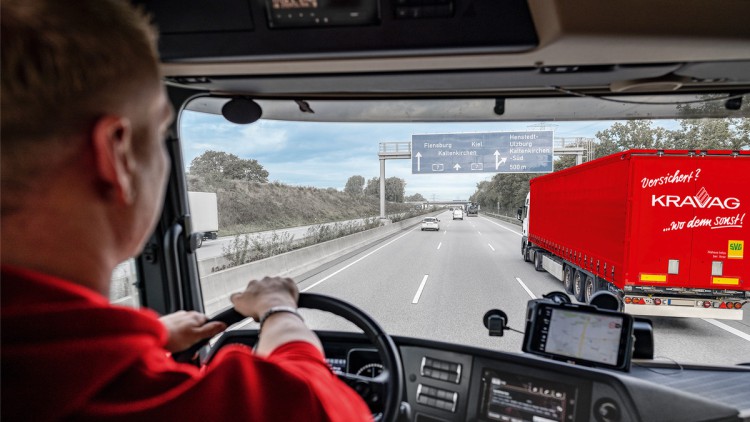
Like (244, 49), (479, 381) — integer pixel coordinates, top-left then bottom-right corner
(412, 275), (429, 304)
(515, 277), (537, 299)
(437, 242), (442, 250)
(488, 244), (495, 251)
(478, 231), (482, 235)
(301, 227), (417, 293)
(703, 318), (750, 342)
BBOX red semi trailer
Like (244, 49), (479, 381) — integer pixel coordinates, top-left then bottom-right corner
(519, 150), (749, 320)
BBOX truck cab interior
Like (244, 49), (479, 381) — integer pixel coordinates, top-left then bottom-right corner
(128, 1), (749, 421)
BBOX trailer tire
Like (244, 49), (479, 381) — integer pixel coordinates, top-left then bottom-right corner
(563, 266), (575, 294)
(584, 275), (596, 303)
(573, 271), (586, 302)
(534, 251), (544, 271)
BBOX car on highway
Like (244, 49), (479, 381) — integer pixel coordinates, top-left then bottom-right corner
(66, 1), (750, 421)
(452, 209), (464, 220)
(421, 217), (440, 231)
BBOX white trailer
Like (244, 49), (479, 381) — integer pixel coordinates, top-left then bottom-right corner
(187, 191), (219, 247)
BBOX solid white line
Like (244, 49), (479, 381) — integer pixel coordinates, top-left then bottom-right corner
(703, 318), (750, 342)
(481, 216), (523, 237)
(437, 242), (442, 250)
(412, 275), (429, 304)
(488, 243), (495, 251)
(515, 277), (537, 299)
(301, 227), (417, 293)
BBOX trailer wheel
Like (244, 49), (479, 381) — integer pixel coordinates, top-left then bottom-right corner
(534, 251), (544, 271)
(584, 275), (596, 303)
(563, 266), (575, 294)
(573, 271), (586, 302)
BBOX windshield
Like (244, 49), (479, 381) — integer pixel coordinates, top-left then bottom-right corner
(179, 105), (750, 367)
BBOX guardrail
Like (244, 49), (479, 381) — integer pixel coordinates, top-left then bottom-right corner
(482, 212), (522, 227)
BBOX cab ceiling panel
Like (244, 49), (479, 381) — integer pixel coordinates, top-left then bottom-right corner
(133, 0), (538, 61)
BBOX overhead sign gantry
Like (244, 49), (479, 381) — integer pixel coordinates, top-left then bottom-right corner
(411, 131), (554, 174)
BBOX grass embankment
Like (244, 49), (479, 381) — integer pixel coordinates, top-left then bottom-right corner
(187, 176), (419, 235)
(188, 176), (431, 268)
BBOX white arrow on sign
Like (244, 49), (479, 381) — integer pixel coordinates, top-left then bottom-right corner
(453, 163), (461, 171)
(415, 152), (422, 171)
(494, 150), (507, 170)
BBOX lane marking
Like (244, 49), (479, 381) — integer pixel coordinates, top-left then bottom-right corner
(478, 231), (482, 235)
(703, 318), (750, 342)
(515, 277), (537, 299)
(481, 216), (523, 237)
(437, 242), (442, 250)
(412, 275), (429, 304)
(488, 243), (495, 251)
(301, 227), (417, 293)
(481, 216), (750, 343)
(443, 230), (447, 235)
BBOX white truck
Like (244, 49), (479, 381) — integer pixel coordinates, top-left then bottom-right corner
(187, 191), (219, 247)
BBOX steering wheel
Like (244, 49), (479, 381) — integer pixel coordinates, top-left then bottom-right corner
(175, 293), (404, 422)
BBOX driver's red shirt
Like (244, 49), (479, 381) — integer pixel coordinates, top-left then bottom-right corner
(0, 265), (372, 421)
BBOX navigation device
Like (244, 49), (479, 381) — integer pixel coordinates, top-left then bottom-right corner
(522, 299), (635, 371)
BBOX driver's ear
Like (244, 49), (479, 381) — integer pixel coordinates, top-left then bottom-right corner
(90, 115), (136, 205)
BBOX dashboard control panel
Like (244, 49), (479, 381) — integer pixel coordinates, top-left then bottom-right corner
(208, 330), (748, 422)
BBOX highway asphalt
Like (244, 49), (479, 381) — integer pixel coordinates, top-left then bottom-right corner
(262, 210), (750, 367)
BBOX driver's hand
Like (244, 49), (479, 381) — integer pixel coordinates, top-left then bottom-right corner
(230, 276), (321, 356)
(230, 276), (298, 320)
(159, 311), (227, 353)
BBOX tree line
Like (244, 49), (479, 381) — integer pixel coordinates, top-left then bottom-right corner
(187, 150), (425, 204)
(344, 175), (424, 203)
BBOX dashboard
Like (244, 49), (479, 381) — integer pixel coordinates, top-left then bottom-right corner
(209, 330), (750, 422)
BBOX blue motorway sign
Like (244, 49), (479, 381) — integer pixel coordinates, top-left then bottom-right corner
(411, 131), (553, 174)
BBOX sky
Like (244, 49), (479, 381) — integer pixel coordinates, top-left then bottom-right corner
(179, 110), (679, 201)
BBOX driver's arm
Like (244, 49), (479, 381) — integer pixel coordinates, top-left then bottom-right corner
(230, 276), (323, 357)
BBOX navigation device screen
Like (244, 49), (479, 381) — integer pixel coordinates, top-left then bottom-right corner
(523, 302), (634, 370)
(545, 308), (624, 365)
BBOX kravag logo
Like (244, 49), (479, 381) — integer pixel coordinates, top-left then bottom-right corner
(652, 187), (741, 210)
